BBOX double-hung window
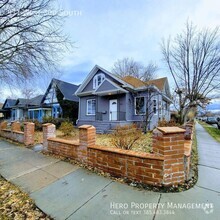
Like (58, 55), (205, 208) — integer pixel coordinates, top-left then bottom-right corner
(87, 99), (96, 115)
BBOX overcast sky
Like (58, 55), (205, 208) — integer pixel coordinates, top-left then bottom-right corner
(1, 0), (220, 101)
(57, 0), (219, 85)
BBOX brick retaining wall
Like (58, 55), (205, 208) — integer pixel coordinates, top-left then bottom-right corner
(0, 121), (35, 146)
(44, 123), (194, 186)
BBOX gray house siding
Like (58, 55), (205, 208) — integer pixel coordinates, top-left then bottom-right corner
(79, 94), (127, 122)
(76, 66), (171, 133)
(81, 70), (122, 93)
(79, 96), (96, 121)
(96, 80), (118, 93)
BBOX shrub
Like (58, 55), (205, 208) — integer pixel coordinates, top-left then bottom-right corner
(110, 124), (142, 150)
(43, 117), (68, 129)
(59, 121), (74, 136)
(158, 119), (180, 127)
(24, 119), (43, 131)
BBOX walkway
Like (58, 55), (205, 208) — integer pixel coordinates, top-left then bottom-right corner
(0, 123), (219, 219)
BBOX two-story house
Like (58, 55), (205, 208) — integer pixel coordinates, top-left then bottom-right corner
(75, 65), (172, 133)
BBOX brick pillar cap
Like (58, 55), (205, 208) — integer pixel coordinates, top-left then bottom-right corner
(157, 127), (185, 134)
(79, 125), (95, 129)
(43, 123), (55, 127)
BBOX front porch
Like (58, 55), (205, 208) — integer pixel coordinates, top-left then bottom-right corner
(77, 119), (131, 133)
(95, 111), (126, 121)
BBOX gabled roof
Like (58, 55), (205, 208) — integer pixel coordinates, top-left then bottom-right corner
(94, 78), (128, 96)
(122, 76), (146, 88)
(44, 78), (79, 102)
(29, 95), (44, 106)
(75, 65), (133, 95)
(121, 76), (168, 91)
(146, 77), (167, 91)
(2, 99), (17, 109)
(12, 95), (44, 108)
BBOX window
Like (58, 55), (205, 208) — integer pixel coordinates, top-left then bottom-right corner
(153, 99), (157, 114)
(87, 99), (96, 115)
(93, 73), (105, 89)
(135, 97), (145, 115)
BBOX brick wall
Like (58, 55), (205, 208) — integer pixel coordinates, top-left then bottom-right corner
(88, 146), (164, 185)
(152, 127), (186, 185)
(45, 124), (194, 186)
(0, 121), (35, 146)
(43, 123), (56, 149)
(48, 138), (79, 158)
(0, 129), (24, 143)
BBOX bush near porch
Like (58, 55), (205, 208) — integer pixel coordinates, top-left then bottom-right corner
(34, 125), (152, 153)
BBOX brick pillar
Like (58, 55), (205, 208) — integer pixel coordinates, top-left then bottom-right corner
(152, 127), (186, 186)
(11, 121), (21, 132)
(0, 121), (7, 131)
(43, 123), (56, 149)
(78, 125), (96, 163)
(24, 122), (35, 146)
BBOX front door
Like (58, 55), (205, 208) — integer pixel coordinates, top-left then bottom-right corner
(109, 99), (117, 121)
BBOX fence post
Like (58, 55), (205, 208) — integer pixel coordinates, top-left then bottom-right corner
(43, 123), (56, 149)
(78, 125), (96, 163)
(152, 127), (186, 186)
(11, 121), (21, 132)
(24, 122), (35, 146)
(0, 121), (7, 132)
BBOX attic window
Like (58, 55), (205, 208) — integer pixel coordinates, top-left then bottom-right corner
(93, 73), (105, 89)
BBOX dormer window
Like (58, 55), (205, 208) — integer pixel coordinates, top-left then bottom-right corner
(93, 73), (105, 89)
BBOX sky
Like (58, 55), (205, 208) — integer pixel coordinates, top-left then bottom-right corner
(1, 0), (220, 101)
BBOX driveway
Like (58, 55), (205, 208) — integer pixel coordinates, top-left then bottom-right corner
(0, 122), (219, 219)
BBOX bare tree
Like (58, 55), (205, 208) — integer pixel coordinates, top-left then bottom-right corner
(0, 0), (71, 84)
(134, 87), (160, 133)
(161, 22), (220, 124)
(112, 57), (157, 81)
(142, 61), (159, 81)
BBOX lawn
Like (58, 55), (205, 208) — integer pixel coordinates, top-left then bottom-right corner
(0, 176), (51, 219)
(198, 121), (220, 142)
(34, 128), (152, 153)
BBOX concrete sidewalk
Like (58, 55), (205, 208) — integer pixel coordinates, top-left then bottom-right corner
(0, 123), (219, 220)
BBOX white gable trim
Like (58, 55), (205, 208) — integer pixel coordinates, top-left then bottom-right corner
(75, 65), (133, 96)
(94, 78), (128, 94)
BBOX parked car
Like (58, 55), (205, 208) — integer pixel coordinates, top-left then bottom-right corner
(201, 117), (207, 122)
(206, 117), (217, 125)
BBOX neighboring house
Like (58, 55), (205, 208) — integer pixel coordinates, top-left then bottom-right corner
(41, 78), (79, 122)
(0, 103), (3, 119)
(27, 95), (49, 122)
(75, 65), (172, 133)
(11, 95), (44, 121)
(1, 99), (17, 120)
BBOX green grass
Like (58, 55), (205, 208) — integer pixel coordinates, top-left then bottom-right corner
(198, 121), (220, 142)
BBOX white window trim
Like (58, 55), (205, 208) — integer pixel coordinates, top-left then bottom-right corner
(135, 96), (146, 115)
(86, 99), (96, 115)
(93, 73), (105, 89)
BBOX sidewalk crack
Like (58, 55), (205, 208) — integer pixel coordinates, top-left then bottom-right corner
(65, 181), (114, 219)
(152, 193), (162, 220)
(198, 164), (220, 171)
(196, 185), (220, 193)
